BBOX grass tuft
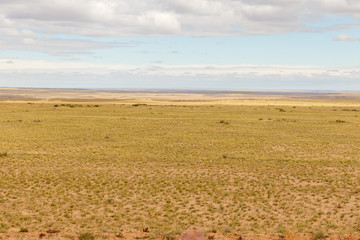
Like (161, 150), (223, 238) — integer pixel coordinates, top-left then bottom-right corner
(78, 232), (95, 240)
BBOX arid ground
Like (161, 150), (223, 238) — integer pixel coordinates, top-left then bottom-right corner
(1, 89), (360, 239)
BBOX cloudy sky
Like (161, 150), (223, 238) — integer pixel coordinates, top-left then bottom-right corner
(1, 0), (360, 90)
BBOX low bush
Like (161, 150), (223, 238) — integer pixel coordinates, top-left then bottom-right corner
(0, 152), (8, 157)
(78, 232), (95, 240)
(19, 227), (28, 233)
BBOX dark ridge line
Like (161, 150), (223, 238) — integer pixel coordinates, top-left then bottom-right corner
(1, 87), (359, 94)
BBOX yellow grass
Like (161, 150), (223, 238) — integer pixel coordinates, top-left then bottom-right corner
(0, 99), (360, 236)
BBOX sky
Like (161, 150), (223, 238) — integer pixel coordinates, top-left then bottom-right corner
(1, 0), (360, 90)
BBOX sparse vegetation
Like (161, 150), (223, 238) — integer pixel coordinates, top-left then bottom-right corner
(78, 232), (95, 240)
(19, 227), (29, 233)
(311, 230), (327, 240)
(54, 104), (100, 108)
(0, 223), (8, 233)
(219, 120), (230, 125)
(335, 119), (346, 123)
(115, 232), (124, 238)
(0, 152), (8, 157)
(0, 100), (360, 236)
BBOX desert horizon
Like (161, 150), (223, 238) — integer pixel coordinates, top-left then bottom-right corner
(2, 0), (360, 239)
(1, 87), (360, 101)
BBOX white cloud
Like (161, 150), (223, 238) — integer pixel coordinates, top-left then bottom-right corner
(0, 28), (133, 56)
(1, 56), (360, 89)
(334, 34), (356, 41)
(0, 14), (12, 27)
(23, 38), (36, 45)
(1, 1), (360, 56)
(0, 58), (359, 80)
(1, 28), (36, 37)
(1, 0), (360, 38)
(2, 63), (360, 90)
(316, 0), (360, 19)
(137, 11), (181, 34)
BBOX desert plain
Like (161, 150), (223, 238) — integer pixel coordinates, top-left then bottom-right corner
(0, 88), (360, 239)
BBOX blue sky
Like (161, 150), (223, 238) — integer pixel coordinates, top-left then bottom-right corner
(1, 0), (360, 90)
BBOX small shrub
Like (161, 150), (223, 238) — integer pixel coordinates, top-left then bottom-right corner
(0, 152), (8, 158)
(335, 120), (346, 123)
(115, 232), (124, 238)
(311, 230), (327, 240)
(354, 222), (360, 232)
(219, 120), (230, 125)
(276, 108), (286, 112)
(276, 225), (287, 234)
(19, 227), (29, 233)
(46, 229), (60, 234)
(78, 232), (95, 240)
(342, 109), (358, 112)
(162, 234), (175, 240)
(0, 223), (8, 233)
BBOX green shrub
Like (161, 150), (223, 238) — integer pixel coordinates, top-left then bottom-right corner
(276, 225), (287, 233)
(0, 152), (7, 158)
(19, 227), (28, 233)
(311, 230), (327, 240)
(354, 222), (360, 232)
(78, 232), (95, 240)
(0, 223), (8, 233)
(335, 120), (346, 123)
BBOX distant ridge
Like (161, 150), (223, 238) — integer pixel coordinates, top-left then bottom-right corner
(1, 87), (360, 100)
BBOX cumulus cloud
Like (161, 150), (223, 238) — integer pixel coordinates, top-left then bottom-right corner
(137, 11), (181, 34)
(1, 0), (360, 38)
(315, 0), (360, 19)
(1, 1), (360, 56)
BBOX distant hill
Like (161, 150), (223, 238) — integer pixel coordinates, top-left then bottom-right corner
(1, 87), (360, 100)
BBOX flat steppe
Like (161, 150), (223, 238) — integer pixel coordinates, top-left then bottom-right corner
(1, 88), (360, 239)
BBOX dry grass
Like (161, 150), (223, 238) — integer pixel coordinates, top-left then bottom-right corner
(0, 100), (360, 236)
(0, 231), (359, 240)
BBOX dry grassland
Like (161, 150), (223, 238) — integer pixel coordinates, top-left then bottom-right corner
(1, 99), (360, 238)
